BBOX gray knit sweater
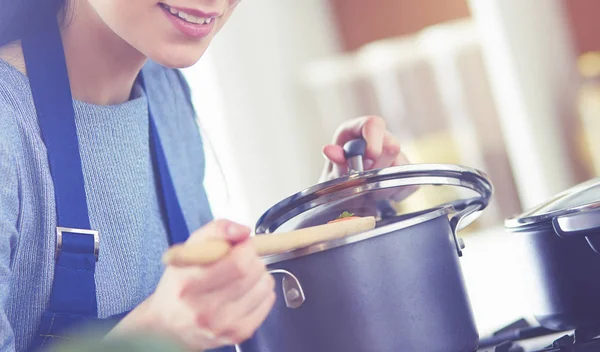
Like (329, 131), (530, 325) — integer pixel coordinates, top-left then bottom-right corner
(0, 59), (213, 351)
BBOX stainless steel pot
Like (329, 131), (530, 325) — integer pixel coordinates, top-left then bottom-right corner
(238, 139), (493, 352)
(505, 178), (600, 330)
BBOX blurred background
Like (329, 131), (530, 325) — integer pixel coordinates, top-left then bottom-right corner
(181, 0), (600, 337)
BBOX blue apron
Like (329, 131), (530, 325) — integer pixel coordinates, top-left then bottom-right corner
(20, 15), (234, 352)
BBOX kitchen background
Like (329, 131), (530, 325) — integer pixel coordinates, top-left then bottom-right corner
(181, 0), (600, 340)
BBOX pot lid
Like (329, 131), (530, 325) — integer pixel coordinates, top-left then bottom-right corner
(505, 177), (600, 230)
(255, 139), (493, 235)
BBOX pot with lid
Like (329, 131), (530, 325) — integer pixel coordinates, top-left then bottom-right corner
(239, 139), (493, 352)
(505, 178), (600, 331)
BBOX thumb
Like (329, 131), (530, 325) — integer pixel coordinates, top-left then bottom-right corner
(322, 144), (346, 165)
(322, 144), (348, 177)
(222, 220), (251, 243)
(189, 219), (251, 245)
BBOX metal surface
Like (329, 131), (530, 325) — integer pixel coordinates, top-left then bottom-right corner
(55, 227), (100, 261)
(242, 141), (491, 352)
(343, 138), (367, 175)
(506, 178), (600, 230)
(554, 207), (600, 236)
(553, 208), (600, 253)
(477, 318), (600, 351)
(256, 163), (491, 264)
(256, 163), (492, 232)
(269, 269), (305, 309)
(347, 155), (364, 174)
(513, 225), (600, 330)
(450, 203), (484, 256)
(262, 205), (454, 265)
(240, 215), (479, 352)
(505, 179), (600, 331)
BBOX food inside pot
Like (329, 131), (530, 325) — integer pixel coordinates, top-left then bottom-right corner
(327, 211), (360, 223)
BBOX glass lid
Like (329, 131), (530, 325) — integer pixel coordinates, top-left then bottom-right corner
(255, 139), (493, 235)
(505, 177), (600, 229)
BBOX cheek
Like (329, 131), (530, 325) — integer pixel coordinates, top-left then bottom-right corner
(88, 0), (155, 23)
(88, 0), (236, 68)
(89, 0), (164, 44)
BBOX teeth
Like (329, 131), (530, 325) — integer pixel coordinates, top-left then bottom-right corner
(187, 14), (206, 24)
(163, 4), (214, 25)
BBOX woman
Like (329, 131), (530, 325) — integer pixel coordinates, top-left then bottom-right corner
(0, 0), (408, 351)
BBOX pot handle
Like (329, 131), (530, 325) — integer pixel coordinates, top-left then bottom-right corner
(268, 269), (305, 309)
(449, 197), (487, 257)
(552, 207), (600, 254)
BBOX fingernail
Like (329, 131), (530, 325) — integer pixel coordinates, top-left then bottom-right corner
(216, 338), (236, 346)
(197, 329), (217, 340)
(226, 223), (250, 240)
(322, 145), (332, 159)
(364, 158), (374, 169)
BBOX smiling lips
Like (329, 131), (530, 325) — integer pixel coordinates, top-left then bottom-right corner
(159, 3), (220, 38)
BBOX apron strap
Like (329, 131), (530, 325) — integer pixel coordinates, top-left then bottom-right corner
(22, 16), (98, 317)
(142, 73), (190, 245)
(21, 16), (191, 320)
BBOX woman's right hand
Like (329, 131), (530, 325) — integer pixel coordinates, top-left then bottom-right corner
(109, 219), (276, 350)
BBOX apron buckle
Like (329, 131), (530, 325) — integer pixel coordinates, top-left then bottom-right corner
(56, 227), (100, 261)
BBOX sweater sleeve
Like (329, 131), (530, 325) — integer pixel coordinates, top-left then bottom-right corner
(0, 109), (20, 352)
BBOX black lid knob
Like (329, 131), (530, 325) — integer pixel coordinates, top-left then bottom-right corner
(343, 138), (366, 159)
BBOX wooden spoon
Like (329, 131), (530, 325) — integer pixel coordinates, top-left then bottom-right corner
(162, 216), (376, 266)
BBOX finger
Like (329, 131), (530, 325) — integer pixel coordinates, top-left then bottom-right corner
(219, 282), (277, 344)
(322, 144), (345, 165)
(333, 116), (386, 161)
(181, 327), (224, 351)
(184, 251), (265, 302)
(210, 272), (275, 335)
(322, 143), (376, 170)
(371, 132), (402, 170)
(361, 116), (386, 161)
(181, 240), (259, 295)
(188, 219), (251, 245)
(393, 148), (410, 166)
(322, 144), (348, 177)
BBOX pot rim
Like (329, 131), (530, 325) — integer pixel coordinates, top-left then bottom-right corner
(255, 163), (492, 235)
(505, 202), (600, 231)
(261, 205), (455, 265)
(505, 178), (600, 231)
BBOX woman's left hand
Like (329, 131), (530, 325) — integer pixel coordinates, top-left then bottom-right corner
(320, 116), (409, 181)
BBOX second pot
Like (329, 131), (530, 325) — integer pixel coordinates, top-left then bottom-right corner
(505, 178), (600, 330)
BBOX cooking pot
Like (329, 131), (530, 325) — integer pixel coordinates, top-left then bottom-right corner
(505, 178), (600, 331)
(238, 139), (493, 352)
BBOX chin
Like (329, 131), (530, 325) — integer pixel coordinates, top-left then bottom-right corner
(146, 43), (211, 69)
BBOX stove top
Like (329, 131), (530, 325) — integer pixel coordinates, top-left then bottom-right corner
(477, 319), (600, 352)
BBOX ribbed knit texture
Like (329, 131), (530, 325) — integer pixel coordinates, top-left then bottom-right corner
(0, 59), (213, 351)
